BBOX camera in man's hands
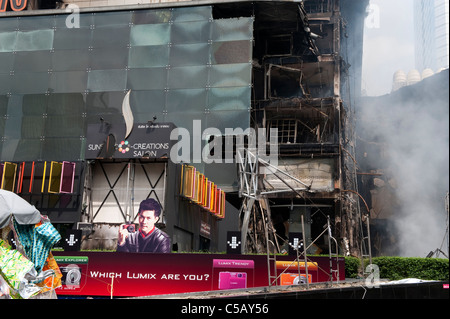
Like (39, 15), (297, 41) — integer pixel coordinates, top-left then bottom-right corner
(124, 223), (135, 233)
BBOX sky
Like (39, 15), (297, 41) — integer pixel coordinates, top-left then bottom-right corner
(362, 0), (416, 96)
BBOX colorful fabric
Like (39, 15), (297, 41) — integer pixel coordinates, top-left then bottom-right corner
(0, 239), (35, 295)
(37, 252), (62, 292)
(0, 238), (9, 250)
(13, 219), (61, 273)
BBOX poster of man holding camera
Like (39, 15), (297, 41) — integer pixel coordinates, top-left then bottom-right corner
(117, 198), (171, 253)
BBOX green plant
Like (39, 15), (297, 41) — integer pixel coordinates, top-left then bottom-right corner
(368, 256), (449, 281)
(344, 256), (361, 278)
(344, 256), (449, 281)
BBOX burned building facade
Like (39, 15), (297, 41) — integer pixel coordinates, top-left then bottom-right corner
(236, 0), (369, 257)
(0, 0), (369, 257)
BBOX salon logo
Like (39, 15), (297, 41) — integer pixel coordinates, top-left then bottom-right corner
(117, 140), (130, 154)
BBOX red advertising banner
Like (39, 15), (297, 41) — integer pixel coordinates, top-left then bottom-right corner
(52, 252), (345, 298)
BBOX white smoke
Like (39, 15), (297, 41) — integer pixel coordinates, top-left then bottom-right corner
(388, 98), (448, 257)
(359, 71), (449, 257)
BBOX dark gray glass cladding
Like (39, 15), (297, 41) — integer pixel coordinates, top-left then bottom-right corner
(0, 6), (253, 162)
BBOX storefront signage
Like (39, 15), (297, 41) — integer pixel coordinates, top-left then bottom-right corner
(86, 122), (175, 159)
(200, 221), (211, 238)
(0, 0), (27, 12)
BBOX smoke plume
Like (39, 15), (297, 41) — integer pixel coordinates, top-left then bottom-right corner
(358, 70), (449, 257)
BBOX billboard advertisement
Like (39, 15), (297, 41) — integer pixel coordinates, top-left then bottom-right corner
(52, 252), (344, 297)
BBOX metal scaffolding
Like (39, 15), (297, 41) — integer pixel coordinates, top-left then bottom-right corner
(237, 147), (341, 288)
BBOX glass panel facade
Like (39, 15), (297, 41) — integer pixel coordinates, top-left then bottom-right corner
(15, 30), (54, 51)
(128, 45), (169, 68)
(0, 6), (253, 163)
(130, 24), (170, 46)
(53, 28), (92, 50)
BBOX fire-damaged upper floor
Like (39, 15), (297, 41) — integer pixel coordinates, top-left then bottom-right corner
(245, 0), (345, 161)
(210, 0), (348, 160)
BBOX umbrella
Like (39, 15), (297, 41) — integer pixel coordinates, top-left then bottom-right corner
(0, 189), (41, 229)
